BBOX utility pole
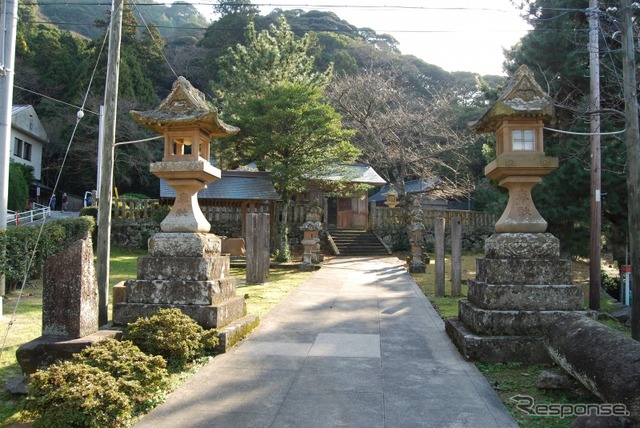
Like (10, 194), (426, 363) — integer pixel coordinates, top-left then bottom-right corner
(620, 0), (640, 340)
(96, 0), (122, 327)
(0, 0), (19, 298)
(588, 0), (601, 311)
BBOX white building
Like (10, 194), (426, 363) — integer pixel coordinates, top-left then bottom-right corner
(11, 105), (48, 181)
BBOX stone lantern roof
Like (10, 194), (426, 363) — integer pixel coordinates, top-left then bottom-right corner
(130, 76), (239, 138)
(471, 65), (555, 134)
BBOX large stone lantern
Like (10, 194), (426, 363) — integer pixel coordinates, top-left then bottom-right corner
(445, 65), (593, 364)
(471, 65), (558, 233)
(130, 76), (239, 233)
(114, 77), (258, 351)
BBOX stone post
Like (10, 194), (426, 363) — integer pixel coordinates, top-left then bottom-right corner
(434, 217), (445, 297)
(451, 217), (462, 297)
(17, 236), (121, 375)
(407, 199), (425, 273)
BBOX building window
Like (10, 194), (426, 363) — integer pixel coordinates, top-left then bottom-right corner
(14, 138), (23, 158)
(512, 130), (535, 151)
(23, 142), (32, 161)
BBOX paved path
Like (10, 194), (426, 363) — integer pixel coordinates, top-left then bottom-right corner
(135, 257), (517, 428)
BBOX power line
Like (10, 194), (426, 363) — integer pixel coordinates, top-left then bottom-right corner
(19, 17), (581, 35)
(14, 85), (100, 115)
(21, 1), (538, 14)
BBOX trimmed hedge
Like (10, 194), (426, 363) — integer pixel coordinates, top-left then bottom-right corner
(0, 216), (95, 291)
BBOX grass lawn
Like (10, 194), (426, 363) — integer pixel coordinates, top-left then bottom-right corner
(410, 252), (631, 428)
(233, 266), (314, 317)
(0, 248), (312, 427)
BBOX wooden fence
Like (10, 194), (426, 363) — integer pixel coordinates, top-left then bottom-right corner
(111, 198), (160, 221)
(370, 206), (496, 229)
(111, 198), (496, 230)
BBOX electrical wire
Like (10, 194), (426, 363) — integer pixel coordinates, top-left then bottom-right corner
(544, 126), (626, 136)
(13, 85), (100, 116)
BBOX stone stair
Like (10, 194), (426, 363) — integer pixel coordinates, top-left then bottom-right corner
(328, 229), (390, 256)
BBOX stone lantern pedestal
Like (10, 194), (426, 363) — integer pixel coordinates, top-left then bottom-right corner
(446, 233), (593, 363)
(112, 77), (258, 351)
(445, 66), (595, 363)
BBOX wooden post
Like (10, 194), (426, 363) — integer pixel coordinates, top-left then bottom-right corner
(621, 0), (640, 340)
(369, 201), (375, 230)
(451, 217), (462, 297)
(434, 217), (445, 297)
(588, 0), (601, 310)
(246, 212), (270, 284)
(96, 0), (123, 327)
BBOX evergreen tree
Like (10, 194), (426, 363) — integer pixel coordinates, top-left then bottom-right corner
(215, 16), (357, 260)
(238, 83), (358, 260)
(215, 15), (332, 106)
(8, 163), (34, 212)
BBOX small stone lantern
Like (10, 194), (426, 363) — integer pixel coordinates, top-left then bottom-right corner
(130, 77), (239, 233)
(300, 199), (323, 270)
(383, 184), (399, 208)
(471, 65), (558, 233)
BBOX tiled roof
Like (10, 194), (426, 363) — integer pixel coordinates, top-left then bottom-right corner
(368, 178), (441, 202)
(12, 105), (30, 115)
(160, 170), (280, 201)
(323, 163), (387, 185)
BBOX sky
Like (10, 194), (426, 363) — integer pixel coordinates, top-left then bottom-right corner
(189, 0), (532, 76)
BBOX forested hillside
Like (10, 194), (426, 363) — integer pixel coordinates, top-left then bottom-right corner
(16, 0), (501, 200)
(13, 0), (633, 260)
(38, 0), (208, 40)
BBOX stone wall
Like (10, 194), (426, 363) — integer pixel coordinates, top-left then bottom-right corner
(374, 223), (493, 253)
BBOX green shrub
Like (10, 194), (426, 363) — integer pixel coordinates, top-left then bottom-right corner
(74, 338), (169, 412)
(27, 361), (133, 428)
(123, 308), (219, 370)
(79, 206), (98, 220)
(151, 204), (170, 223)
(0, 216), (94, 291)
(8, 162), (31, 211)
(57, 216), (95, 246)
(602, 272), (621, 300)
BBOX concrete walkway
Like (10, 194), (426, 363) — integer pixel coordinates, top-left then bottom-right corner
(135, 256), (517, 428)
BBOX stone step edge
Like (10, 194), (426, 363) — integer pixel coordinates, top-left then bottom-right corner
(444, 317), (552, 364)
(216, 314), (260, 353)
(458, 300), (596, 336)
